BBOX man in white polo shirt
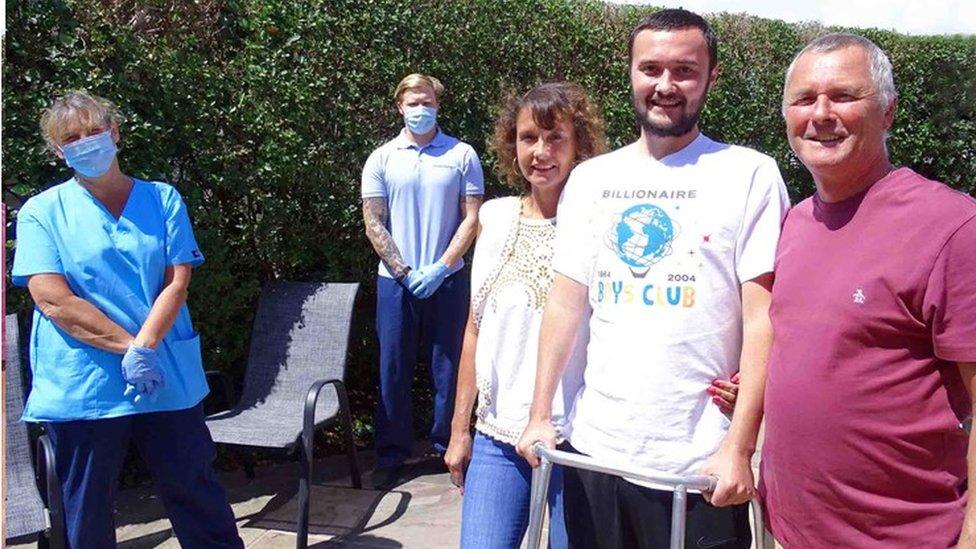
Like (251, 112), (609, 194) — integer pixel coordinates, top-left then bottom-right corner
(362, 73), (484, 490)
(517, 9), (789, 547)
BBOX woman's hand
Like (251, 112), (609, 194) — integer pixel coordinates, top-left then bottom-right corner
(444, 431), (473, 493)
(516, 418), (557, 467)
(709, 371), (740, 414)
(121, 345), (164, 402)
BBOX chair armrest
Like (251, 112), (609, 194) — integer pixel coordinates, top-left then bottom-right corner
(205, 370), (237, 413)
(298, 377), (358, 545)
(302, 378), (352, 454)
(303, 378), (347, 436)
(300, 377), (362, 497)
(36, 434), (67, 547)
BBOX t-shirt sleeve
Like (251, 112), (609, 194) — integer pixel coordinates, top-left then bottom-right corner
(161, 185), (205, 267)
(461, 146), (485, 196)
(925, 215), (976, 362)
(11, 203), (64, 287)
(551, 168), (595, 286)
(735, 158), (791, 283)
(361, 148), (388, 199)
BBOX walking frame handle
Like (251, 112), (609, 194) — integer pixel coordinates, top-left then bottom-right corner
(524, 443), (766, 549)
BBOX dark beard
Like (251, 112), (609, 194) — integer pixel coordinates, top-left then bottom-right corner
(632, 83), (710, 138)
(635, 106), (702, 137)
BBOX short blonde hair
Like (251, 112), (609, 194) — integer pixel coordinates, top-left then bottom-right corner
(393, 73), (445, 104)
(39, 91), (120, 151)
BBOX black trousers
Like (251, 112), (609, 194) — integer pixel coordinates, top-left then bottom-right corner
(562, 452), (751, 549)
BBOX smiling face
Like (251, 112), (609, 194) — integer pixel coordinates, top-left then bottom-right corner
(784, 46), (895, 188)
(515, 107), (577, 193)
(630, 28), (717, 138)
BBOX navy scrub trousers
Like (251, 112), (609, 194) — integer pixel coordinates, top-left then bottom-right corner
(44, 403), (243, 549)
(374, 270), (469, 469)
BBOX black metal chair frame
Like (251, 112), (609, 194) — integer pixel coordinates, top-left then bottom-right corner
(297, 379), (360, 548)
(33, 434), (67, 549)
(204, 371), (361, 549)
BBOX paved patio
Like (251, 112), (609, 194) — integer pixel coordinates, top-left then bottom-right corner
(12, 437), (767, 548)
(11, 445), (466, 548)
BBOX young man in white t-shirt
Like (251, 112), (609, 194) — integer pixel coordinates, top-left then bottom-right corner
(516, 9), (789, 547)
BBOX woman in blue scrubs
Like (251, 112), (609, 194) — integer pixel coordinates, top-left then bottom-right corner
(11, 91), (243, 548)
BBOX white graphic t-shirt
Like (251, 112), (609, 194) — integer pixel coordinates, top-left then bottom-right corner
(553, 133), (789, 487)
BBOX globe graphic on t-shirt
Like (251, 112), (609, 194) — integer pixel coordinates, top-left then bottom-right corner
(607, 203), (676, 276)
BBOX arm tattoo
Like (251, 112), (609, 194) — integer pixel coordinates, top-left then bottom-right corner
(440, 194), (483, 267)
(363, 197), (410, 279)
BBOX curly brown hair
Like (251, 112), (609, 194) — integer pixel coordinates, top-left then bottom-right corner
(489, 82), (607, 192)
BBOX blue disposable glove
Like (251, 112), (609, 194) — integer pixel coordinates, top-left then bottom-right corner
(402, 269), (423, 291)
(409, 260), (450, 299)
(121, 345), (164, 403)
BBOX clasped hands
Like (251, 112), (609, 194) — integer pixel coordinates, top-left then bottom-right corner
(121, 344), (164, 403)
(404, 260), (449, 299)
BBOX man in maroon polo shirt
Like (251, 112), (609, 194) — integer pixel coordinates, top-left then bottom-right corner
(760, 33), (976, 547)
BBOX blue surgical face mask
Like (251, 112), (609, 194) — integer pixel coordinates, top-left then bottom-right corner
(403, 105), (437, 135)
(61, 131), (118, 178)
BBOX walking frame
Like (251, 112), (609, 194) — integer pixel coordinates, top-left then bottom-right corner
(525, 444), (766, 549)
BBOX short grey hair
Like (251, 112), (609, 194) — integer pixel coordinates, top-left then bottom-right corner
(782, 33), (897, 113)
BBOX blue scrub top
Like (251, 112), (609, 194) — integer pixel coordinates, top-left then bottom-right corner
(11, 178), (209, 422)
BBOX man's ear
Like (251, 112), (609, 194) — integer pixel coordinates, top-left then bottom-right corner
(883, 96), (897, 130)
(709, 63), (720, 88)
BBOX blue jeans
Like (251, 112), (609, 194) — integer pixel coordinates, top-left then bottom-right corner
(44, 404), (242, 549)
(460, 432), (567, 548)
(374, 272), (468, 468)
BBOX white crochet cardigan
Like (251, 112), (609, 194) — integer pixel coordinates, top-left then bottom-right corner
(468, 196), (585, 444)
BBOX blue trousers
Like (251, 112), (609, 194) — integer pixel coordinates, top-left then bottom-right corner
(374, 272), (468, 468)
(460, 433), (567, 548)
(44, 404), (243, 549)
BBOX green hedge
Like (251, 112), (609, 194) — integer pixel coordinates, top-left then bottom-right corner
(4, 0), (975, 448)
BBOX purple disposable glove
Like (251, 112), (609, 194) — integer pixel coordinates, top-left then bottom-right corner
(121, 345), (164, 403)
